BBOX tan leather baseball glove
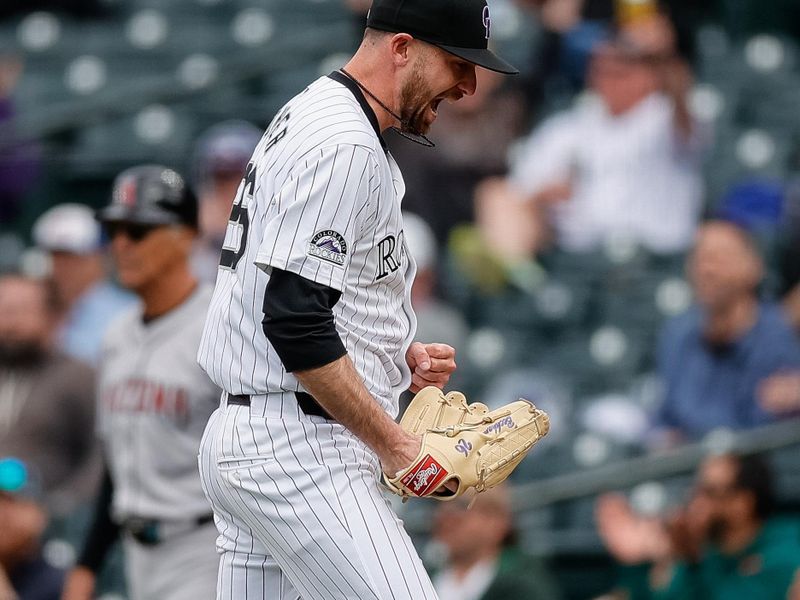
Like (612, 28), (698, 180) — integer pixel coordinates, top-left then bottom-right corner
(384, 387), (549, 501)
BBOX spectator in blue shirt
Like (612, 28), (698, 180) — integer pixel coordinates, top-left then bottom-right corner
(32, 203), (134, 365)
(655, 220), (800, 441)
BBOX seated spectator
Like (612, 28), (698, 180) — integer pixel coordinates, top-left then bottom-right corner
(654, 221), (800, 440)
(0, 458), (64, 600)
(476, 12), (703, 262)
(32, 204), (134, 365)
(190, 120), (262, 283)
(0, 274), (100, 517)
(708, 181), (800, 422)
(430, 485), (562, 600)
(596, 453), (800, 600)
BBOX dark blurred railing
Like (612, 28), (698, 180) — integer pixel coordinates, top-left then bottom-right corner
(512, 417), (800, 510)
(404, 417), (800, 535)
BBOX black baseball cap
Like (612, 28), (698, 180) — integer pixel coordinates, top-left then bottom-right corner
(366, 0), (518, 75)
(97, 165), (199, 230)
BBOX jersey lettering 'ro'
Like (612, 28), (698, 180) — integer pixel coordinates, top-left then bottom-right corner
(198, 75), (417, 417)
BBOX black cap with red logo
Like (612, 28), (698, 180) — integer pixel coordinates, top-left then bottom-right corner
(366, 0), (518, 75)
(97, 164), (199, 229)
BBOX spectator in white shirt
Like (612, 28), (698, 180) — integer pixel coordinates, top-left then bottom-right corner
(475, 13), (705, 261)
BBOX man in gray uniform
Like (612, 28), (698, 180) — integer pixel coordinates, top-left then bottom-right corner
(62, 165), (220, 600)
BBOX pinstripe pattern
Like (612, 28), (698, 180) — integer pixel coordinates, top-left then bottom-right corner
(199, 397), (439, 599)
(196, 75), (433, 598)
(197, 76), (417, 418)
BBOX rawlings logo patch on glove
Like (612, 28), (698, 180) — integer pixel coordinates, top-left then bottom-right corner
(384, 387), (549, 501)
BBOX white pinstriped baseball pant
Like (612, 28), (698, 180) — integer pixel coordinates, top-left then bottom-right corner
(198, 392), (439, 600)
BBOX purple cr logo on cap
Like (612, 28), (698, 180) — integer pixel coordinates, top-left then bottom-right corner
(365, 0), (518, 74)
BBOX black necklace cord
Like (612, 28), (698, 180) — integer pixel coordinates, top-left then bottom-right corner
(339, 68), (435, 148)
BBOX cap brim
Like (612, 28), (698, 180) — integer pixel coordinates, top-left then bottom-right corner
(436, 45), (519, 75)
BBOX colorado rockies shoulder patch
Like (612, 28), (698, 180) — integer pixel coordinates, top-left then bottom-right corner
(308, 230), (347, 266)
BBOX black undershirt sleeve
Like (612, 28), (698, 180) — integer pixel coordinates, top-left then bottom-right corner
(262, 268), (347, 372)
(76, 464), (120, 573)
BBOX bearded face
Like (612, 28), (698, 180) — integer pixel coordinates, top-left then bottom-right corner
(399, 60), (438, 136)
(0, 278), (51, 369)
(398, 49), (460, 137)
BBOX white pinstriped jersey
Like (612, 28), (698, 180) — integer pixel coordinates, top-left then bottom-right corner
(97, 286), (220, 522)
(197, 75), (417, 417)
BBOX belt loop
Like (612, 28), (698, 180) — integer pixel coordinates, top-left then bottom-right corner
(227, 394), (251, 407)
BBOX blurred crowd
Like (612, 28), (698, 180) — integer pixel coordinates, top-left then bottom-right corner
(2, 0), (800, 598)
(596, 453), (800, 600)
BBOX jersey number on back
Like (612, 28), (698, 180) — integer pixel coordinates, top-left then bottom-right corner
(219, 162), (256, 270)
(218, 110), (290, 270)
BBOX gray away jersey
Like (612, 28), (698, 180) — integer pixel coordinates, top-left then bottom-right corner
(98, 286), (220, 522)
(198, 75), (417, 418)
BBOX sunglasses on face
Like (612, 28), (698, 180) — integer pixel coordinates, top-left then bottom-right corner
(104, 222), (161, 242)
